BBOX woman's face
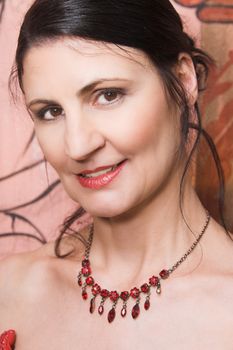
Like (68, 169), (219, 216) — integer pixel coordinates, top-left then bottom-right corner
(22, 39), (182, 217)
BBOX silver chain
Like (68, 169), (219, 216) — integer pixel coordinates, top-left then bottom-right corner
(85, 211), (211, 275)
(169, 211), (210, 274)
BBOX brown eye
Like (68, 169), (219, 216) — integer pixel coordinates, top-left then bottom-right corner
(49, 107), (62, 117)
(94, 88), (125, 106)
(104, 91), (119, 102)
(36, 106), (64, 120)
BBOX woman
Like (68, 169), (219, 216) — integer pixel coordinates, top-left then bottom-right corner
(0, 0), (232, 349)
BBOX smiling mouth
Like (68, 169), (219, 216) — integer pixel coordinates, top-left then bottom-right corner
(79, 161), (124, 178)
(76, 160), (127, 190)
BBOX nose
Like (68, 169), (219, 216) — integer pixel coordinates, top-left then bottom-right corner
(64, 112), (105, 161)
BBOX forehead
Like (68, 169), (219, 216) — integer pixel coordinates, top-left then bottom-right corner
(22, 38), (155, 91)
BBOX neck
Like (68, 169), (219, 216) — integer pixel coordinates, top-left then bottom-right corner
(89, 179), (208, 289)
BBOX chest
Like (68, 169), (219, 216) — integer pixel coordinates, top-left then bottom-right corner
(13, 284), (233, 350)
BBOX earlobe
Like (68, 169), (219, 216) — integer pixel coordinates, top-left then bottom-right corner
(176, 53), (198, 106)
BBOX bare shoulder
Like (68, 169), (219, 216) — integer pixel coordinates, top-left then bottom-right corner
(0, 234), (85, 332)
(0, 234), (85, 288)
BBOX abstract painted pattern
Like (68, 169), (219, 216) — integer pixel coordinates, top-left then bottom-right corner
(174, 0), (233, 23)
(175, 0), (233, 229)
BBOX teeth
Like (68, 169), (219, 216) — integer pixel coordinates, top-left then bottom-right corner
(82, 165), (117, 178)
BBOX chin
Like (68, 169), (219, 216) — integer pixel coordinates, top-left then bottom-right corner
(83, 203), (129, 219)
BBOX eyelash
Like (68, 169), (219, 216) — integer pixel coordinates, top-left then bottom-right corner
(34, 87), (126, 121)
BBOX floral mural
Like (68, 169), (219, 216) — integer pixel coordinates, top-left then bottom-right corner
(174, 0), (233, 23)
(175, 0), (233, 230)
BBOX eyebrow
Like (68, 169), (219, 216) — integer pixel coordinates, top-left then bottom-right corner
(26, 78), (130, 108)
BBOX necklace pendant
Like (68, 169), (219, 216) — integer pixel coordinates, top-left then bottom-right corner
(144, 297), (150, 310)
(132, 301), (140, 319)
(98, 304), (104, 315)
(90, 297), (96, 314)
(121, 303), (127, 317)
(108, 308), (116, 323)
(98, 297), (106, 315)
(156, 283), (161, 295)
(82, 289), (88, 300)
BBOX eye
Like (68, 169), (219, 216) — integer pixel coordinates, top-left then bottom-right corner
(35, 106), (64, 121)
(94, 88), (125, 106)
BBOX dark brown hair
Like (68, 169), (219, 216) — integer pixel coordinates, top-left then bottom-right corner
(12, 0), (232, 257)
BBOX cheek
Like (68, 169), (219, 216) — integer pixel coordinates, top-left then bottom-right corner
(34, 126), (66, 171)
(108, 93), (176, 155)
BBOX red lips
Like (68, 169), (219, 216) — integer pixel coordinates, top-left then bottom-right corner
(77, 160), (127, 189)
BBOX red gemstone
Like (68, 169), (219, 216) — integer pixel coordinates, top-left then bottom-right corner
(144, 299), (150, 310)
(141, 283), (149, 293)
(98, 305), (104, 315)
(86, 276), (94, 286)
(132, 304), (140, 319)
(100, 289), (110, 298)
(82, 259), (90, 267)
(109, 291), (119, 302)
(120, 291), (130, 301)
(149, 276), (159, 286)
(159, 269), (169, 279)
(92, 283), (101, 296)
(90, 298), (95, 313)
(130, 287), (140, 299)
(82, 290), (88, 300)
(108, 308), (116, 323)
(82, 266), (91, 276)
(78, 278), (82, 286)
(121, 307), (127, 317)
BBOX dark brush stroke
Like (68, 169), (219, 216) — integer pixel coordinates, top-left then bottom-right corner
(0, 0), (62, 249)
(0, 0), (5, 23)
(0, 159), (45, 181)
(0, 232), (46, 244)
(0, 179), (61, 212)
(5, 212), (47, 242)
(22, 130), (36, 156)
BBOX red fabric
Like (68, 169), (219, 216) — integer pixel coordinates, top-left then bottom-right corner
(0, 330), (16, 350)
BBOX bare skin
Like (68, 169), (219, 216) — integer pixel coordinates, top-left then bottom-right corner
(0, 216), (232, 349)
(0, 40), (232, 348)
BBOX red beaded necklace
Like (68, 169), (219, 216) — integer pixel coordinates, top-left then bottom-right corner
(77, 212), (210, 323)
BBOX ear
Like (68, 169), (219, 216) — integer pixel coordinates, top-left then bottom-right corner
(175, 53), (198, 107)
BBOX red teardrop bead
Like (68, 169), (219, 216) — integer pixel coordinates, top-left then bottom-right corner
(132, 304), (140, 319)
(159, 269), (169, 279)
(121, 307), (127, 317)
(141, 283), (149, 293)
(90, 298), (95, 313)
(120, 291), (130, 301)
(149, 275), (159, 286)
(108, 308), (116, 323)
(82, 290), (88, 300)
(98, 305), (104, 315)
(86, 276), (94, 286)
(144, 299), (150, 310)
(130, 287), (140, 299)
